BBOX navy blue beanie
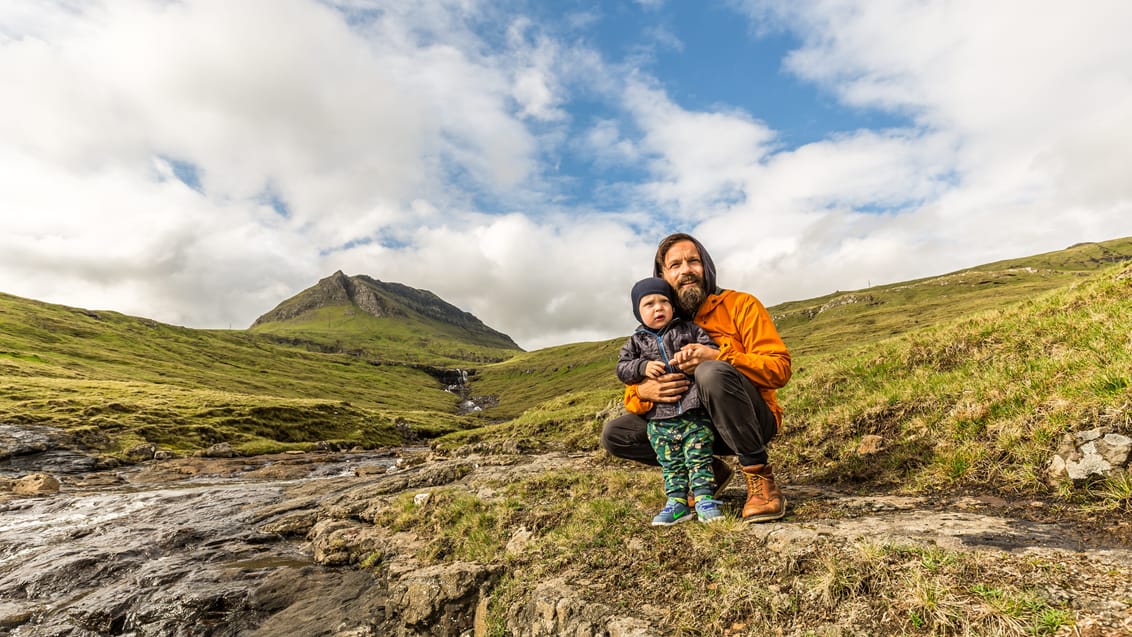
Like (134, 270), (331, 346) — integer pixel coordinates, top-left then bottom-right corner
(631, 277), (675, 324)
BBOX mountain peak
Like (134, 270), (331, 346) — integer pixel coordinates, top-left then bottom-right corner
(250, 273), (520, 351)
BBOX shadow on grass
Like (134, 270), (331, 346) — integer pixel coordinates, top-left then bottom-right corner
(800, 438), (935, 490)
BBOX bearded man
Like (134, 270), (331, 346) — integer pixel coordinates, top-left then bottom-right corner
(601, 233), (792, 522)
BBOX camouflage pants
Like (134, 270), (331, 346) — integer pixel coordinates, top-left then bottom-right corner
(646, 410), (715, 499)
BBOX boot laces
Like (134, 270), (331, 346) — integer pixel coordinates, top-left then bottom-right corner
(744, 470), (768, 500)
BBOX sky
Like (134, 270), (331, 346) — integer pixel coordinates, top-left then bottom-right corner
(2, 0), (1131, 351)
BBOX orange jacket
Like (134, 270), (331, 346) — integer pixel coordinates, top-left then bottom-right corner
(622, 289), (792, 427)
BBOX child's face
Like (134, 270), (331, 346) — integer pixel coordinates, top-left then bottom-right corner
(638, 293), (674, 330)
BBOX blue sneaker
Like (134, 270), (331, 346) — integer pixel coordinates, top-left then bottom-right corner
(695, 497), (725, 523)
(651, 498), (694, 526)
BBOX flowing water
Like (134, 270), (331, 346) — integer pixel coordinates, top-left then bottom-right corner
(0, 427), (399, 636)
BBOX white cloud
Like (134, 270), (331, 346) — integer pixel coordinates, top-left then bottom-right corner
(621, 80), (777, 215)
(330, 213), (656, 350)
(678, 0), (1132, 305)
(0, 0), (557, 339)
(3, 0), (1132, 354)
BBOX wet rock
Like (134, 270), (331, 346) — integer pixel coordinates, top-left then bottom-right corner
(0, 424), (53, 459)
(13, 472), (60, 495)
(125, 442), (157, 462)
(355, 464), (388, 477)
(204, 442), (237, 458)
(1048, 427), (1132, 482)
(0, 424), (100, 476)
(245, 567), (385, 637)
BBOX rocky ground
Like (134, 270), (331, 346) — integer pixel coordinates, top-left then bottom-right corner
(1, 428), (1131, 636)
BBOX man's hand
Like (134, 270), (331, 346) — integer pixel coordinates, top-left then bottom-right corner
(672, 343), (719, 374)
(636, 373), (690, 404)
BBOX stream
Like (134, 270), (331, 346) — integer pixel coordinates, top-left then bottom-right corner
(4, 423), (1132, 635)
(0, 427), (401, 637)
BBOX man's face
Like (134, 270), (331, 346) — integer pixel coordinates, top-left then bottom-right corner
(637, 293), (673, 330)
(660, 240), (706, 313)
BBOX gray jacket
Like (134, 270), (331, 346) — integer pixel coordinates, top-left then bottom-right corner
(616, 318), (717, 420)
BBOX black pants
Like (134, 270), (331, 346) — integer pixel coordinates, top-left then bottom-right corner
(601, 360), (778, 467)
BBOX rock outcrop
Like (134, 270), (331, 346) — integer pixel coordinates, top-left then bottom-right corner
(1048, 427), (1132, 483)
(250, 271), (520, 350)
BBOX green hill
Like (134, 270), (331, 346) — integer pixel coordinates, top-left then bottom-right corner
(770, 237), (1132, 355)
(0, 273), (521, 457)
(249, 271), (521, 364)
(2, 237), (1130, 505)
(455, 237), (1132, 501)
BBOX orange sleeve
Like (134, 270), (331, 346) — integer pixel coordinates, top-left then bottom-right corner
(713, 294), (792, 390)
(622, 384), (653, 415)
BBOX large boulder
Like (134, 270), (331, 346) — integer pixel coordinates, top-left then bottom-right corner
(389, 561), (498, 634)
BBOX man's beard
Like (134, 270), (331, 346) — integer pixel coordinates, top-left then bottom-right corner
(675, 276), (706, 315)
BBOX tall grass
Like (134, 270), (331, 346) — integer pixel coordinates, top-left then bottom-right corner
(777, 264), (1132, 497)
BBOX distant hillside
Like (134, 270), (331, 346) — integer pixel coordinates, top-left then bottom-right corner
(770, 237), (1132, 355)
(0, 291), (492, 457)
(249, 271), (521, 364)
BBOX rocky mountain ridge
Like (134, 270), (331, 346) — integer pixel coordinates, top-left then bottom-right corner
(251, 271), (520, 351)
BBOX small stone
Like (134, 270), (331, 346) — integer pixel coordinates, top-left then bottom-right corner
(203, 442), (236, 458)
(13, 473), (60, 495)
(505, 527), (533, 556)
(1075, 428), (1105, 444)
(125, 443), (156, 462)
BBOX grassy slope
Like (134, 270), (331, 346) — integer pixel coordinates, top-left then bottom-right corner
(0, 294), (486, 456)
(457, 237), (1132, 501)
(776, 261), (1132, 496)
(772, 238), (1132, 355)
(249, 304), (520, 365)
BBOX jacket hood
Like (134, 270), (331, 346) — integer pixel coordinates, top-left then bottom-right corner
(652, 234), (718, 298)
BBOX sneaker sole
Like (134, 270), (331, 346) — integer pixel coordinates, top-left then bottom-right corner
(741, 497), (787, 523)
(651, 512), (696, 527)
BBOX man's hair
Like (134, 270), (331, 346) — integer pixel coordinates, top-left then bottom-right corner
(654, 232), (698, 275)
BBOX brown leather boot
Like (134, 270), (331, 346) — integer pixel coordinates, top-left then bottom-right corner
(740, 464), (786, 522)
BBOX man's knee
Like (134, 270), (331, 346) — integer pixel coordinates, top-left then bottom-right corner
(599, 418), (620, 455)
(601, 413), (643, 455)
(694, 359), (737, 394)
